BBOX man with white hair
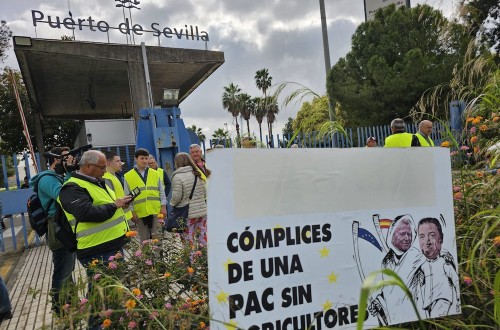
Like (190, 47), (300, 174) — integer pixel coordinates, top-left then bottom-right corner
(189, 144), (210, 181)
(384, 118), (414, 148)
(413, 120), (435, 147)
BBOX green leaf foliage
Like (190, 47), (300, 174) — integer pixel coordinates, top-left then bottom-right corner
(292, 96), (329, 133)
(327, 4), (470, 127)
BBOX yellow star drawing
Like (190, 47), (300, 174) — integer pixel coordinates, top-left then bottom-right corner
(327, 272), (338, 283)
(319, 246), (330, 257)
(322, 299), (333, 311)
(224, 320), (239, 330)
(223, 258), (235, 272)
(216, 290), (229, 304)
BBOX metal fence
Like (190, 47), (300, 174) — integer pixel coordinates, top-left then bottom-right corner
(209, 122), (449, 148)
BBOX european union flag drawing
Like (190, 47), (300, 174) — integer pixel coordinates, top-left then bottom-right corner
(358, 227), (383, 252)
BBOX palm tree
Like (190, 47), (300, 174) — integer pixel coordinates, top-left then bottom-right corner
(238, 93), (253, 137)
(255, 68), (273, 146)
(222, 83), (242, 147)
(187, 124), (205, 143)
(212, 128), (230, 147)
(253, 97), (266, 142)
(266, 95), (279, 145)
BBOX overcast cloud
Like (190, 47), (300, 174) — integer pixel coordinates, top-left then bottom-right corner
(1, 0), (456, 143)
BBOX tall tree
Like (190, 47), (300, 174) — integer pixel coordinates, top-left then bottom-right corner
(238, 93), (253, 136)
(265, 96), (279, 145)
(460, 0), (500, 56)
(0, 21), (12, 63)
(292, 96), (330, 133)
(0, 69), (82, 154)
(187, 124), (206, 143)
(254, 69), (274, 146)
(222, 83), (242, 147)
(253, 97), (266, 142)
(327, 4), (469, 127)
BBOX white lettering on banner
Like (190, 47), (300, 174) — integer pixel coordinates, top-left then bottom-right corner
(207, 148), (461, 329)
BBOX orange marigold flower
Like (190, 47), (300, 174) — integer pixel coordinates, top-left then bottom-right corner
(470, 136), (479, 143)
(157, 213), (165, 219)
(152, 239), (159, 244)
(476, 172), (484, 178)
(187, 267), (195, 274)
(493, 116), (499, 123)
(164, 272), (171, 278)
(90, 259), (99, 267)
(199, 321), (206, 329)
(126, 230), (138, 237)
(472, 118), (481, 125)
(125, 299), (136, 310)
(102, 319), (112, 328)
(493, 236), (500, 246)
(132, 288), (141, 296)
(479, 125), (488, 132)
(473, 146), (480, 154)
(463, 276), (472, 285)
(466, 117), (474, 123)
(441, 141), (451, 148)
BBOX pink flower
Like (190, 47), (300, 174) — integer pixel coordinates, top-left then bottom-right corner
(467, 153), (472, 157)
(453, 186), (461, 192)
(460, 146), (469, 151)
(450, 151), (458, 156)
(469, 126), (477, 134)
(165, 303), (172, 309)
(149, 311), (159, 319)
(108, 255), (115, 261)
(453, 192), (463, 200)
(93, 273), (102, 281)
(128, 321), (137, 329)
(80, 298), (88, 305)
(63, 304), (70, 311)
(104, 309), (113, 318)
(145, 259), (153, 266)
(195, 250), (202, 256)
(134, 250), (142, 257)
(108, 262), (117, 269)
(463, 276), (472, 285)
(115, 252), (123, 259)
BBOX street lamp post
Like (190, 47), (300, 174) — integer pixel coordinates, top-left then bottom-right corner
(319, 0), (334, 123)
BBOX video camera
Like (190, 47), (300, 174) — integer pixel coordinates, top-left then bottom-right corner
(44, 144), (93, 174)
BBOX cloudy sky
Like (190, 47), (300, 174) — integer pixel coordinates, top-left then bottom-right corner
(1, 0), (456, 143)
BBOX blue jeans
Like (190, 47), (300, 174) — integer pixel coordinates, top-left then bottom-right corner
(51, 247), (76, 313)
(0, 276), (11, 314)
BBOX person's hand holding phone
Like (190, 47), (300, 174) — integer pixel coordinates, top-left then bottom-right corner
(115, 195), (133, 208)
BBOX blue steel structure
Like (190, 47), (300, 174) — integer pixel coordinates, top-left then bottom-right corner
(135, 107), (198, 176)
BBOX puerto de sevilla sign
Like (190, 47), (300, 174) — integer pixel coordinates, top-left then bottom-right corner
(207, 148), (461, 329)
(30, 0), (209, 42)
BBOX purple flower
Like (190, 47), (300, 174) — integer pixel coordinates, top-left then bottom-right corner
(470, 126), (477, 134)
(93, 273), (102, 281)
(108, 255), (115, 261)
(165, 303), (172, 309)
(145, 259), (153, 266)
(134, 250), (142, 257)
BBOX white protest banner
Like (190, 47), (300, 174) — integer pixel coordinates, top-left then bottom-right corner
(207, 148), (461, 329)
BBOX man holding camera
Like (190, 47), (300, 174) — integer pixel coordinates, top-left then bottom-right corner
(29, 147), (76, 316)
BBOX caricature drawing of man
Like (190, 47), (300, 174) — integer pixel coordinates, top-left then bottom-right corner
(409, 217), (460, 318)
(369, 215), (423, 324)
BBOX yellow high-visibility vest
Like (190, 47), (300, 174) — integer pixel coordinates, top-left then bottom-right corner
(415, 133), (435, 146)
(384, 133), (414, 148)
(59, 177), (128, 251)
(103, 172), (132, 221)
(124, 168), (161, 217)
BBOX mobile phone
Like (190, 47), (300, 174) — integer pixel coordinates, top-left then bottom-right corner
(128, 187), (141, 201)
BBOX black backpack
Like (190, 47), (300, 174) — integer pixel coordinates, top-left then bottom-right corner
(54, 202), (78, 252)
(27, 172), (61, 237)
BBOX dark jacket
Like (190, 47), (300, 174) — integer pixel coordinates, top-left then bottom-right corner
(59, 172), (126, 259)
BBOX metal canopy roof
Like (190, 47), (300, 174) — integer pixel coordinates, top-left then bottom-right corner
(14, 37), (224, 119)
